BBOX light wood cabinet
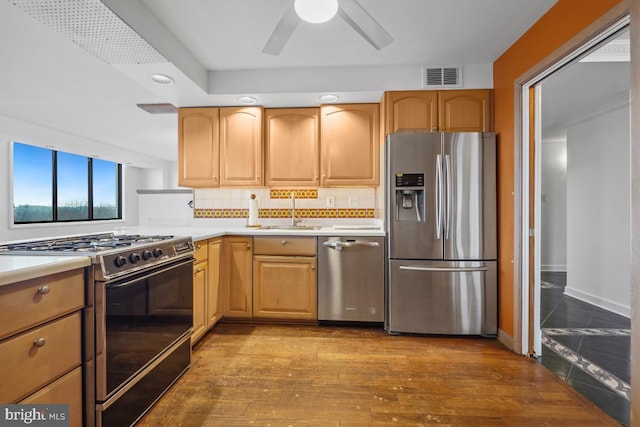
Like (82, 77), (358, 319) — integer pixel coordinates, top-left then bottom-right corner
(264, 108), (320, 187)
(220, 107), (264, 187)
(207, 238), (223, 326)
(178, 107), (220, 187)
(383, 89), (493, 134)
(192, 244), (208, 344)
(252, 237), (317, 321)
(221, 236), (253, 318)
(0, 268), (85, 427)
(192, 238), (223, 345)
(320, 103), (380, 187)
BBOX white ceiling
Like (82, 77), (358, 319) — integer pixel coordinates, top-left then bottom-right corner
(0, 0), (561, 167)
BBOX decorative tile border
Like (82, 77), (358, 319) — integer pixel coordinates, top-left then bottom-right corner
(540, 280), (562, 289)
(194, 208), (374, 219)
(270, 189), (318, 199)
(541, 334), (631, 401)
(543, 328), (630, 337)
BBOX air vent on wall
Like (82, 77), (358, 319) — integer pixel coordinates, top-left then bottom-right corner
(423, 66), (462, 88)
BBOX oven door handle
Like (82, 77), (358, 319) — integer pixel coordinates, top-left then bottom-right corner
(105, 257), (194, 289)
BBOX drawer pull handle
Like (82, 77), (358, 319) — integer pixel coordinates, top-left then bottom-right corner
(281, 240), (287, 245)
(33, 338), (47, 348)
(37, 285), (50, 295)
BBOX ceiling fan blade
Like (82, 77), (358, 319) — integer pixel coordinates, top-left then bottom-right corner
(338, 0), (393, 50)
(263, 2), (300, 55)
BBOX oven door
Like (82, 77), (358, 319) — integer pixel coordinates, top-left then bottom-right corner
(95, 257), (193, 401)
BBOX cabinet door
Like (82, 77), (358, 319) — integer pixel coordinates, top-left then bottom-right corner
(253, 256), (317, 320)
(219, 107), (263, 187)
(222, 236), (253, 318)
(384, 91), (438, 133)
(438, 89), (493, 132)
(178, 107), (220, 187)
(192, 260), (207, 344)
(320, 104), (379, 187)
(265, 108), (320, 187)
(207, 238), (222, 328)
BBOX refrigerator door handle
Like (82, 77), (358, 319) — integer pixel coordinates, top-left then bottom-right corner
(435, 154), (443, 239)
(399, 265), (489, 273)
(444, 154), (452, 240)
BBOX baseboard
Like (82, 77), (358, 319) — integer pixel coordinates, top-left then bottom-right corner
(497, 329), (515, 351)
(541, 265), (567, 272)
(563, 286), (630, 318)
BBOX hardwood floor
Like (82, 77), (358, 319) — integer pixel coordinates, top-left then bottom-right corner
(138, 323), (617, 426)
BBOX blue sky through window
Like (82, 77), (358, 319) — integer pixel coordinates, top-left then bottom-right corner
(13, 142), (52, 207)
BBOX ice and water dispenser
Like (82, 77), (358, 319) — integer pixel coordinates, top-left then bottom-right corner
(394, 173), (425, 222)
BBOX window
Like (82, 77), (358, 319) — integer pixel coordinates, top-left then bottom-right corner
(13, 142), (122, 224)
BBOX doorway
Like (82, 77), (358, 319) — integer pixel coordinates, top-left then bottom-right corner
(529, 24), (631, 425)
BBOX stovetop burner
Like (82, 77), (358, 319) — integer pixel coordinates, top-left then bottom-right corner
(0, 233), (175, 253)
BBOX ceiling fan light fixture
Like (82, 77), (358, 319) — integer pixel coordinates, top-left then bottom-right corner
(294, 0), (338, 24)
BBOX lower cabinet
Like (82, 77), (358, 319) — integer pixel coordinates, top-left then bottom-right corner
(253, 255), (317, 320)
(221, 236), (254, 318)
(192, 238), (223, 345)
(253, 236), (317, 321)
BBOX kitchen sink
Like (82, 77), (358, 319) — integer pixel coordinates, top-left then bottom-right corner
(259, 225), (320, 230)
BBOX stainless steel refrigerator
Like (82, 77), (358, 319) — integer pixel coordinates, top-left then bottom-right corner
(385, 132), (497, 336)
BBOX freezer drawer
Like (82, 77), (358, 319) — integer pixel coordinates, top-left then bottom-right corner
(387, 260), (497, 336)
(317, 236), (385, 322)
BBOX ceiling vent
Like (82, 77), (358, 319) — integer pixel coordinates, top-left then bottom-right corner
(136, 103), (177, 114)
(422, 66), (462, 88)
(8, 0), (167, 65)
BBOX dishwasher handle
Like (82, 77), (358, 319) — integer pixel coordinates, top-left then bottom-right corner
(399, 265), (489, 272)
(323, 241), (380, 251)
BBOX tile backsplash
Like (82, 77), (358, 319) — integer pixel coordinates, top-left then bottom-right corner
(193, 187), (379, 225)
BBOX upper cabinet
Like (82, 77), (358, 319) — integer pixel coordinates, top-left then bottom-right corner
(383, 89), (493, 134)
(264, 108), (320, 187)
(178, 108), (220, 188)
(320, 103), (380, 187)
(219, 107), (264, 187)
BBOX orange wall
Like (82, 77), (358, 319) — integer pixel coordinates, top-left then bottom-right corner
(493, 0), (625, 338)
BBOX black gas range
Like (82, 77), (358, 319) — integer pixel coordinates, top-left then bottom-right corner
(0, 232), (195, 426)
(0, 233), (194, 281)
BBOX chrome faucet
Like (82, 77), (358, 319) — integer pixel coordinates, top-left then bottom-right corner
(291, 192), (301, 226)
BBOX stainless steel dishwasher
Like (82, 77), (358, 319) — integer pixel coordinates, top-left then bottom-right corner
(317, 236), (385, 323)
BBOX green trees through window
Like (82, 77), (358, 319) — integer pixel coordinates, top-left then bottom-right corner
(13, 142), (122, 223)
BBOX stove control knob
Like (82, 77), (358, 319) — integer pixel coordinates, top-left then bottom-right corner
(129, 253), (141, 264)
(114, 256), (127, 268)
(142, 250), (153, 260)
(153, 248), (164, 258)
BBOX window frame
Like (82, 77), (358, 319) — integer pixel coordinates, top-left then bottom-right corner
(12, 142), (123, 225)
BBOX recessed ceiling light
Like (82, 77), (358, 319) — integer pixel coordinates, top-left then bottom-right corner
(237, 96), (258, 105)
(295, 0), (338, 23)
(319, 94), (339, 103)
(149, 74), (174, 84)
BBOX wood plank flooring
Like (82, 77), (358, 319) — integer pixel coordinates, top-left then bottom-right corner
(137, 323), (617, 426)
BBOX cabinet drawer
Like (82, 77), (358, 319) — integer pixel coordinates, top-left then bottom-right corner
(193, 240), (208, 263)
(0, 269), (84, 339)
(253, 237), (316, 256)
(0, 312), (82, 403)
(20, 366), (83, 427)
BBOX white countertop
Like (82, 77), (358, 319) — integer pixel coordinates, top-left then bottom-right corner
(131, 225), (386, 242)
(0, 255), (91, 287)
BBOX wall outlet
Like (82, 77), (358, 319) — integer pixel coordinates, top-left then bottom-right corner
(348, 196), (360, 208)
(326, 196), (335, 208)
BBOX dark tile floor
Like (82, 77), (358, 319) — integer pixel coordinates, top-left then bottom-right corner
(539, 271), (631, 426)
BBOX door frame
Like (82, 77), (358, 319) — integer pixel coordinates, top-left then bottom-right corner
(512, 3), (631, 356)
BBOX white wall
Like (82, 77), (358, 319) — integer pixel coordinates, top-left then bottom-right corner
(0, 124), (169, 242)
(566, 105), (631, 316)
(540, 136), (567, 271)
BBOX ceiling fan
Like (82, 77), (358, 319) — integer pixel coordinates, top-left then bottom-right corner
(263, 0), (393, 55)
